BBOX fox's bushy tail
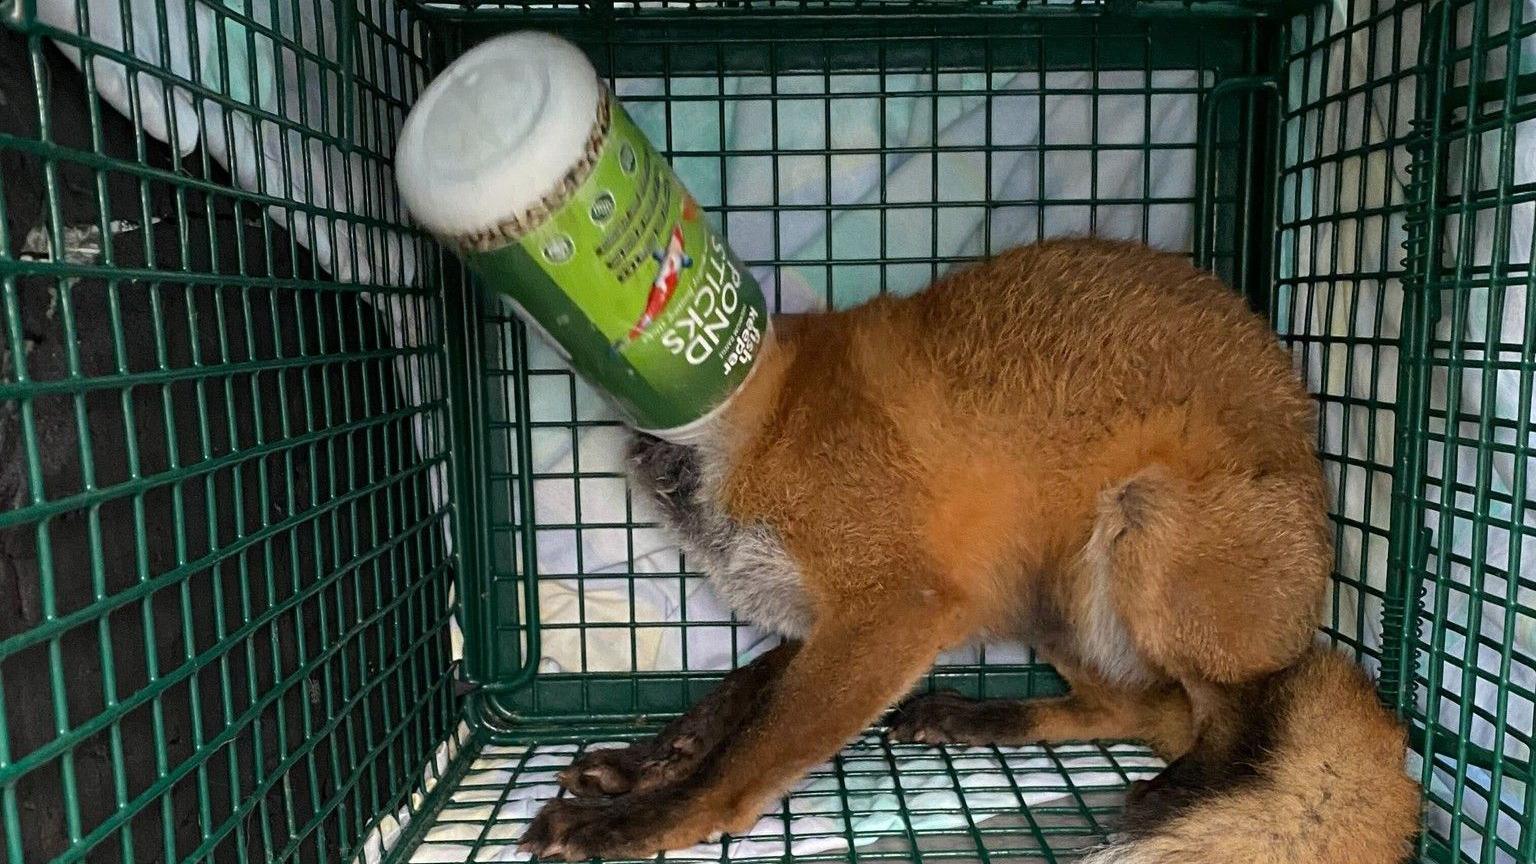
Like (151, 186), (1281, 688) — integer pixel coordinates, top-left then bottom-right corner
(1083, 649), (1420, 864)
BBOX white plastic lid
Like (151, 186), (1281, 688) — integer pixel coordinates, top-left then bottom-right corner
(395, 31), (602, 239)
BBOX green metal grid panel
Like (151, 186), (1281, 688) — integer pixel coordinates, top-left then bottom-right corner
(1272, 0), (1424, 671)
(0, 1), (462, 862)
(1399, 0), (1536, 860)
(406, 735), (1162, 863)
(408, 1), (1286, 17)
(1278, 0), (1536, 860)
(445, 5), (1272, 728)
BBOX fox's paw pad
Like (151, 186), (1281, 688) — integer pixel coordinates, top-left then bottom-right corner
(887, 691), (1021, 746)
(558, 735), (705, 798)
(519, 795), (677, 861)
(628, 737), (705, 793)
(558, 748), (648, 798)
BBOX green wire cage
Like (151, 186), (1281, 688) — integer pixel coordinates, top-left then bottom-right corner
(0, 0), (1532, 861)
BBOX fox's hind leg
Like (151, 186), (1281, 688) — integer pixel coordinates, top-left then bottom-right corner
(1116, 676), (1280, 830)
(1090, 465), (1330, 825)
(887, 655), (1194, 760)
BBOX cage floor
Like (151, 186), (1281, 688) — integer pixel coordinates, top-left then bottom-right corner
(404, 734), (1163, 863)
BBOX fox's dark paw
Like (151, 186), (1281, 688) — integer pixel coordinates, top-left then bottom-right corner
(887, 690), (978, 744)
(887, 691), (1029, 746)
(558, 747), (649, 798)
(519, 794), (698, 861)
(1120, 768), (1204, 835)
(558, 735), (704, 798)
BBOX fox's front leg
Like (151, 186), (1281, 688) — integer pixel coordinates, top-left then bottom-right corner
(519, 599), (958, 860)
(558, 641), (799, 797)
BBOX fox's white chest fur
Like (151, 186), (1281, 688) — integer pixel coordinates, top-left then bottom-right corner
(627, 432), (815, 640)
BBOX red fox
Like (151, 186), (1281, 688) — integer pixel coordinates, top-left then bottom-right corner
(519, 239), (1421, 863)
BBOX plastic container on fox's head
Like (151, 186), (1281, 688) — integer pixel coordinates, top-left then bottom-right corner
(395, 31), (769, 441)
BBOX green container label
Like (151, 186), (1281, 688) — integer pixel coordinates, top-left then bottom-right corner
(463, 100), (768, 436)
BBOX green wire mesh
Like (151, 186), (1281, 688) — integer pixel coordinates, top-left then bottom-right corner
(0, 2), (460, 862)
(1400, 1), (1536, 861)
(1274, 0), (1536, 860)
(1272, 0), (1419, 673)
(2, 0), (1535, 863)
(407, 735), (1163, 863)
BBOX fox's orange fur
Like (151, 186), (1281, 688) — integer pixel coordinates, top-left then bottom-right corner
(520, 239), (1419, 863)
